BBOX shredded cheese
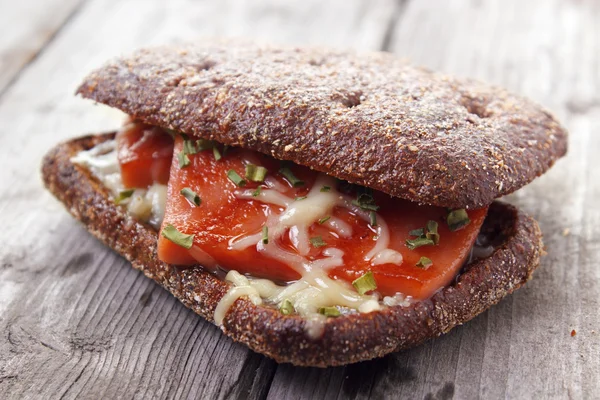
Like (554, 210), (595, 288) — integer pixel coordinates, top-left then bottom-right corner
(75, 141), (414, 338)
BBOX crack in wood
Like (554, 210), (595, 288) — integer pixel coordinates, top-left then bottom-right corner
(380, 0), (410, 52)
(0, 0), (88, 100)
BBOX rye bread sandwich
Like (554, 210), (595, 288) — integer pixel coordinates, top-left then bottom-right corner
(42, 41), (567, 367)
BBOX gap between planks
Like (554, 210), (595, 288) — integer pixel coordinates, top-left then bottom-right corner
(0, 0), (88, 99)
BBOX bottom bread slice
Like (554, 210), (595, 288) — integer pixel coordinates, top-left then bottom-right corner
(41, 133), (544, 367)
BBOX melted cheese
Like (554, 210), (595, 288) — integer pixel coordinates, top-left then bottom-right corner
(76, 141), (414, 336)
(217, 172), (413, 334)
(71, 140), (167, 229)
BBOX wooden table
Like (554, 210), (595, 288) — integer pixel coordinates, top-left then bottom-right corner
(1, 0), (598, 398)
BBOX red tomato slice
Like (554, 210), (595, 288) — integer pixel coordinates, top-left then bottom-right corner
(157, 136), (488, 299)
(116, 122), (174, 188)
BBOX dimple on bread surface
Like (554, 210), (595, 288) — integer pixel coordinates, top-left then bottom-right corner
(42, 133), (544, 366)
(77, 41), (567, 209)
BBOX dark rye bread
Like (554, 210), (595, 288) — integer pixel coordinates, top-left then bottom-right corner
(76, 41), (567, 209)
(42, 133), (544, 367)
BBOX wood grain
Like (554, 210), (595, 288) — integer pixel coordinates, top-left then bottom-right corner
(0, 0), (598, 398)
(0, 0), (84, 95)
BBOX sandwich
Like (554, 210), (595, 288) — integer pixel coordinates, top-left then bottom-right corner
(41, 41), (567, 367)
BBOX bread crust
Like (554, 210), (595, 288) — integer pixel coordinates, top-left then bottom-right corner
(42, 133), (544, 367)
(76, 41), (567, 209)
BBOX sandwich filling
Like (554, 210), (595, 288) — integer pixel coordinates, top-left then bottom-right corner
(74, 121), (489, 325)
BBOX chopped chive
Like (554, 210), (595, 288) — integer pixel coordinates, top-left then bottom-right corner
(178, 151), (190, 168)
(161, 224), (194, 249)
(352, 271), (377, 295)
(409, 228), (424, 237)
(310, 236), (327, 248)
(280, 299), (294, 315)
(195, 138), (214, 152)
(369, 211), (377, 226)
(180, 187), (201, 206)
(222, 145), (229, 156)
(279, 166), (304, 187)
(261, 225), (269, 244)
(426, 220), (440, 245)
(318, 216), (331, 225)
(405, 237), (435, 250)
(416, 256), (433, 269)
(212, 146), (222, 161)
(320, 186), (331, 192)
(252, 186), (262, 197)
(447, 209), (471, 231)
(295, 196), (307, 201)
(182, 139), (197, 155)
(352, 192), (380, 211)
(245, 164), (268, 182)
(114, 189), (135, 205)
(227, 169), (247, 187)
(319, 306), (341, 317)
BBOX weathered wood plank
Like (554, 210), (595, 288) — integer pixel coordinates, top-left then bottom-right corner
(0, 0), (84, 95)
(0, 0), (397, 399)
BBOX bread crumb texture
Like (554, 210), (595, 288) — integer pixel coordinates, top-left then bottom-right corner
(42, 134), (545, 366)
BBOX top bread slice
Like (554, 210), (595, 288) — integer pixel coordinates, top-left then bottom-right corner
(42, 133), (543, 367)
(77, 40), (567, 209)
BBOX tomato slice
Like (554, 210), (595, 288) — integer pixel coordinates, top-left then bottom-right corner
(157, 136), (488, 299)
(116, 122), (174, 188)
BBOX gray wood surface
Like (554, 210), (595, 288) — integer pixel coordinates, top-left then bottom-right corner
(0, 0), (84, 94)
(0, 0), (598, 398)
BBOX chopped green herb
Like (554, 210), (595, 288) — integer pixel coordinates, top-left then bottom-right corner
(279, 166), (304, 187)
(447, 209), (471, 231)
(319, 306), (340, 317)
(245, 164), (268, 182)
(227, 169), (247, 187)
(252, 186), (262, 197)
(416, 256), (433, 269)
(310, 236), (327, 248)
(352, 193), (379, 211)
(114, 189), (134, 205)
(280, 299), (294, 315)
(352, 271), (377, 295)
(212, 146), (222, 161)
(180, 187), (201, 206)
(409, 228), (425, 237)
(182, 139), (197, 155)
(161, 224), (194, 249)
(261, 225), (269, 244)
(369, 211), (377, 226)
(295, 196), (307, 201)
(406, 237), (435, 250)
(178, 151), (190, 168)
(320, 186), (331, 192)
(318, 216), (331, 225)
(426, 220), (440, 245)
(195, 138), (214, 152)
